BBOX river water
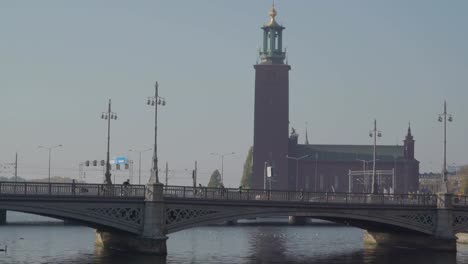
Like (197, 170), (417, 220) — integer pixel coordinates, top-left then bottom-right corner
(1, 212), (468, 264)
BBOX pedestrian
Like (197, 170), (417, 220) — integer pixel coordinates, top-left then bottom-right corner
(71, 179), (76, 195)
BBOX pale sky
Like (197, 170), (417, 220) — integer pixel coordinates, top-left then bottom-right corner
(1, 1), (467, 187)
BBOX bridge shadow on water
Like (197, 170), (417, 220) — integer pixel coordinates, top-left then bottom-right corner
(240, 225), (457, 264)
(53, 223), (461, 264)
(247, 231), (458, 264)
(80, 226), (459, 264)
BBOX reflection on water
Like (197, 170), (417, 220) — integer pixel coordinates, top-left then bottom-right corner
(0, 212), (465, 264)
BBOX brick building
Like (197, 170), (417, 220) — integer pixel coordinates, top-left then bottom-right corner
(251, 5), (419, 193)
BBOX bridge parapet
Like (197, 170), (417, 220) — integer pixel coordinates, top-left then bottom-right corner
(164, 186), (437, 207)
(0, 181), (145, 200)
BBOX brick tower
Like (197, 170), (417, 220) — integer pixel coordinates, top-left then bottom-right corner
(252, 5), (291, 190)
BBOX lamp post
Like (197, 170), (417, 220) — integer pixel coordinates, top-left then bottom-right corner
(129, 148), (152, 185)
(147, 81), (166, 184)
(369, 119), (382, 194)
(38, 144), (62, 183)
(314, 153), (318, 192)
(210, 152), (235, 184)
(438, 101), (453, 193)
(101, 99), (117, 185)
(286, 154), (310, 191)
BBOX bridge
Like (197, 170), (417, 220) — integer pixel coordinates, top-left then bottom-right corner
(1, 181), (468, 254)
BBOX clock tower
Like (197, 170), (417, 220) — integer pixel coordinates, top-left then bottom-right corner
(252, 5), (291, 190)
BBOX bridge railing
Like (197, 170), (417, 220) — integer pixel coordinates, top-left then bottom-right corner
(0, 181), (146, 199)
(163, 186), (437, 206)
(452, 195), (468, 207)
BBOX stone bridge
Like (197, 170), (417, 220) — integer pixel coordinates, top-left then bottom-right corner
(2, 181), (468, 254)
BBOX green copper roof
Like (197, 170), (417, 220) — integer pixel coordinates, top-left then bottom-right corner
(294, 144), (405, 162)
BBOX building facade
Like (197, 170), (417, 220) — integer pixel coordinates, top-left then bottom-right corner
(251, 6), (420, 193)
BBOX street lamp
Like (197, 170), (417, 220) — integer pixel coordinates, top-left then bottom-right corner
(286, 154), (310, 191)
(147, 81), (166, 184)
(438, 101), (453, 193)
(101, 99), (117, 185)
(369, 119), (382, 194)
(38, 144), (63, 183)
(129, 148), (152, 185)
(210, 152), (235, 184)
(314, 153), (318, 192)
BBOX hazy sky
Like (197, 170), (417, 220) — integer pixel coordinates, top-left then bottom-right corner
(1, 1), (467, 187)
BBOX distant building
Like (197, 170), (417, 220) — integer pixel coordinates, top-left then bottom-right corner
(251, 5), (419, 193)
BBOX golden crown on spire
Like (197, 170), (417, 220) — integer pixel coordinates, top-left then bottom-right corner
(266, 2), (280, 27)
(269, 4), (277, 19)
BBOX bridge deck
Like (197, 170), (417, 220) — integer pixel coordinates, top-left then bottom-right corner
(2, 182), (468, 209)
(0, 181), (145, 200)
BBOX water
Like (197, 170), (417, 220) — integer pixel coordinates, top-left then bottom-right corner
(1, 212), (468, 263)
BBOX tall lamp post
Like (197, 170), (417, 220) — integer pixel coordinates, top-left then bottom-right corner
(369, 119), (382, 194)
(38, 144), (63, 183)
(129, 148), (152, 185)
(147, 81), (166, 184)
(286, 154), (310, 191)
(210, 152), (235, 184)
(438, 101), (453, 193)
(101, 99), (117, 185)
(314, 153), (318, 192)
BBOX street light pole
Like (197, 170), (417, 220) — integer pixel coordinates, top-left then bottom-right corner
(101, 99), (117, 185)
(147, 81), (166, 184)
(314, 153), (318, 192)
(286, 154), (309, 191)
(438, 101), (453, 193)
(210, 152), (235, 184)
(369, 119), (382, 194)
(129, 148), (152, 185)
(38, 144), (62, 183)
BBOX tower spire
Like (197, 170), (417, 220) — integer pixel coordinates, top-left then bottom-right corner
(305, 122), (309, 145)
(259, 4), (286, 64)
(406, 122), (413, 140)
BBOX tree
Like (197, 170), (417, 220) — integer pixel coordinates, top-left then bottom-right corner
(240, 146), (253, 189)
(208, 169), (222, 188)
(458, 166), (468, 194)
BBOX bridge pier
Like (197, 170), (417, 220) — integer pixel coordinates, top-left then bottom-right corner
(364, 193), (457, 251)
(95, 183), (167, 255)
(288, 216), (308, 225)
(0, 210), (6, 225)
(364, 231), (456, 251)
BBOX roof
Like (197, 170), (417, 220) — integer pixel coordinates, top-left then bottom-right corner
(293, 144), (405, 162)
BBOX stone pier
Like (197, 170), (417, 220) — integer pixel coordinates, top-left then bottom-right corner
(0, 210), (6, 225)
(95, 183), (167, 255)
(364, 231), (456, 251)
(364, 193), (457, 251)
(288, 216), (308, 225)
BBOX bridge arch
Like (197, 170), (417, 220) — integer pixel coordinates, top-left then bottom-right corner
(164, 205), (436, 235)
(0, 200), (144, 234)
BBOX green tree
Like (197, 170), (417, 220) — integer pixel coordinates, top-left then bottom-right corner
(208, 169), (222, 188)
(458, 166), (468, 194)
(240, 146), (253, 189)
